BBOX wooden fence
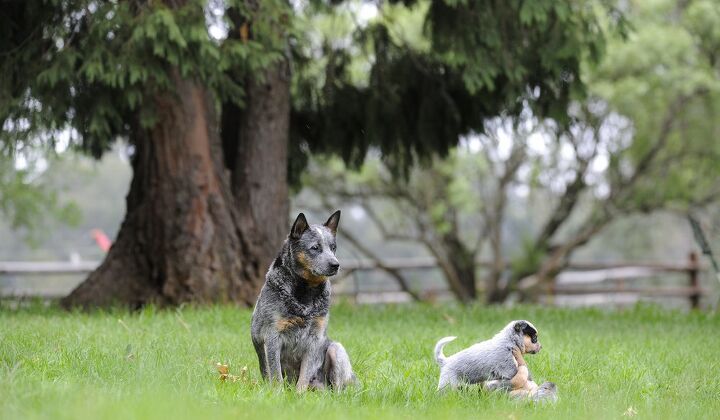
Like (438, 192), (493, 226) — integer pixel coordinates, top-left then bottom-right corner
(548, 252), (705, 308)
(0, 253), (709, 307)
(0, 261), (98, 275)
(333, 252), (708, 307)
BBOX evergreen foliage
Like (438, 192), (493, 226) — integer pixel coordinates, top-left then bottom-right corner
(2, 0), (618, 171)
(291, 0), (625, 174)
(1, 0), (281, 157)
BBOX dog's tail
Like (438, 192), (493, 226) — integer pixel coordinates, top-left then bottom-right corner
(434, 336), (457, 366)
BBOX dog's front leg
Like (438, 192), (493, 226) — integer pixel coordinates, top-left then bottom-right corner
(296, 346), (324, 392)
(510, 348), (530, 391)
(509, 348), (543, 400)
(252, 337), (267, 379)
(264, 334), (283, 383)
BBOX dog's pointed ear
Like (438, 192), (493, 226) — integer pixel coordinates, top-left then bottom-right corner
(290, 213), (309, 240)
(324, 210), (341, 235)
(514, 321), (528, 333)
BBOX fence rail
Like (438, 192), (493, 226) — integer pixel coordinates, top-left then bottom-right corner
(335, 253), (709, 308)
(0, 253), (710, 307)
(0, 261), (98, 275)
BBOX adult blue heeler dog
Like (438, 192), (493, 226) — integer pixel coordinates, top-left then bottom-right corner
(251, 211), (356, 391)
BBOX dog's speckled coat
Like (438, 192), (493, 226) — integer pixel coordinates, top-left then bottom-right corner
(434, 320), (541, 390)
(251, 211), (355, 391)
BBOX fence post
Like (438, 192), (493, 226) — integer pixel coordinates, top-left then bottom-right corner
(353, 272), (360, 304)
(688, 251), (700, 309)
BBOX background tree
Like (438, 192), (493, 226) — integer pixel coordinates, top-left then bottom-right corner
(2, 0), (286, 307)
(0, 0), (616, 307)
(300, 0), (720, 304)
(517, 0), (720, 298)
(291, 0), (620, 173)
(300, 115), (537, 303)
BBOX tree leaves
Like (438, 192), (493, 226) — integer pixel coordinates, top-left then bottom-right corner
(0, 155), (81, 244)
(290, 0), (619, 176)
(587, 0), (720, 213)
(0, 0), (283, 156)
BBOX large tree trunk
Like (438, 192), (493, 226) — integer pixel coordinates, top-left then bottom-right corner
(62, 72), (265, 309)
(229, 59), (290, 267)
(62, 0), (291, 309)
(221, 2), (291, 268)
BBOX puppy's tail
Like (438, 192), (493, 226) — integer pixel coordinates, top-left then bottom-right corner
(434, 336), (457, 366)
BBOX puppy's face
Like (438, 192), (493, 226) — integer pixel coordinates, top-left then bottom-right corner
(523, 334), (542, 354)
(289, 211), (341, 285)
(534, 381), (558, 402)
(513, 320), (542, 354)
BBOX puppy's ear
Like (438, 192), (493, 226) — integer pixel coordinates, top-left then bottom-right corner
(324, 210), (341, 235)
(514, 321), (528, 333)
(523, 323), (538, 336)
(290, 213), (309, 240)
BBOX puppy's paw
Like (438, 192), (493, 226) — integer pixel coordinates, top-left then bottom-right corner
(532, 381), (558, 403)
(484, 380), (511, 392)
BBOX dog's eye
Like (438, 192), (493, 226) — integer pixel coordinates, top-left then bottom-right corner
(310, 244), (320, 251)
(330, 244), (336, 252)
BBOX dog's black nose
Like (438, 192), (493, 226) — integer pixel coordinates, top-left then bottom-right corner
(330, 262), (340, 270)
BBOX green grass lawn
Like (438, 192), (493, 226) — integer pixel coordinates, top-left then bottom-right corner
(1, 301), (718, 420)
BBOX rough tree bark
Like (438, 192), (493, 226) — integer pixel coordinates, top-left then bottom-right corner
(230, 60), (290, 268)
(62, 71), (264, 308)
(222, 4), (291, 269)
(62, 1), (291, 309)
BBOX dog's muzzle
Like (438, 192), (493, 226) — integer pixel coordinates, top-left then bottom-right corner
(529, 343), (542, 354)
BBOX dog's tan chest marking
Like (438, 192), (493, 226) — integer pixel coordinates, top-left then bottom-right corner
(312, 316), (327, 334)
(276, 316), (306, 332)
(304, 272), (327, 286)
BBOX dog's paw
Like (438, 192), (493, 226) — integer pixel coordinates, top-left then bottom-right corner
(532, 381), (558, 403)
(483, 380), (510, 392)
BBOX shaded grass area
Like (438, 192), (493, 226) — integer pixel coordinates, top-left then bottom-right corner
(1, 301), (718, 419)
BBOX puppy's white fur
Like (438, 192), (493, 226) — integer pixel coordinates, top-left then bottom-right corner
(434, 320), (538, 390)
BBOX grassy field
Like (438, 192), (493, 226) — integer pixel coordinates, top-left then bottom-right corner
(1, 301), (718, 420)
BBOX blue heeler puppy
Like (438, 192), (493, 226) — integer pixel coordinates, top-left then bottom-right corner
(251, 211), (356, 391)
(434, 320), (557, 401)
